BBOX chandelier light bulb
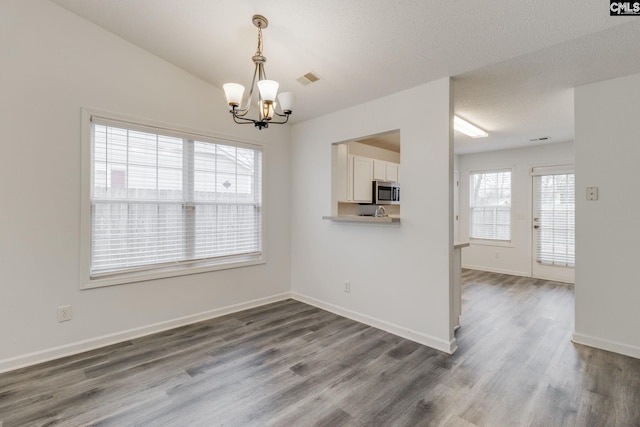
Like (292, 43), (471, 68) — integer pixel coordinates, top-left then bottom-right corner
(260, 100), (276, 120)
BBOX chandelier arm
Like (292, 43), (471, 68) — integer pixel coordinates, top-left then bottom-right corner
(274, 111), (291, 118)
(231, 112), (259, 125)
(265, 115), (290, 125)
(230, 105), (254, 123)
(246, 62), (259, 101)
(259, 63), (267, 81)
(234, 63), (261, 116)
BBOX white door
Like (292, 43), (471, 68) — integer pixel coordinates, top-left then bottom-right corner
(532, 167), (575, 283)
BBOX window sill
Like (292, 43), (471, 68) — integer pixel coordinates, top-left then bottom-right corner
(82, 255), (265, 289)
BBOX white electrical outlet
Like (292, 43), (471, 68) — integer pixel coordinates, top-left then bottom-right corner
(344, 281), (351, 293)
(586, 186), (599, 201)
(58, 305), (72, 322)
(495, 251), (500, 259)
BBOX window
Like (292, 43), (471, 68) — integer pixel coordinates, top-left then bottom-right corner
(82, 111), (263, 288)
(469, 170), (511, 241)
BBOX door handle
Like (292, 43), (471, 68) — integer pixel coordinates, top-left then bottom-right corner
(534, 225), (540, 229)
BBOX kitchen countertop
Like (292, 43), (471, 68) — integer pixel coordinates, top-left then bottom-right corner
(322, 215), (400, 223)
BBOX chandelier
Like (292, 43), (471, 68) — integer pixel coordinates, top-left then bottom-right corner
(223, 15), (294, 130)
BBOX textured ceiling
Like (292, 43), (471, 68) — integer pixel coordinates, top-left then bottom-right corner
(48, 0), (640, 153)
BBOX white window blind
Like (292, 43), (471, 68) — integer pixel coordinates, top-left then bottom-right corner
(533, 172), (575, 267)
(90, 116), (262, 279)
(469, 170), (511, 241)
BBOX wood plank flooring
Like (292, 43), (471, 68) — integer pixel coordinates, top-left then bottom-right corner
(1, 270), (639, 426)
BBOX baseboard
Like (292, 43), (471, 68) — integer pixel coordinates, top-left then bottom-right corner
(291, 292), (457, 354)
(462, 264), (530, 278)
(0, 292), (292, 374)
(572, 332), (640, 360)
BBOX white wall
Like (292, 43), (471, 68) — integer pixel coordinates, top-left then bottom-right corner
(0, 0), (291, 371)
(458, 142), (574, 277)
(290, 78), (455, 353)
(573, 73), (640, 359)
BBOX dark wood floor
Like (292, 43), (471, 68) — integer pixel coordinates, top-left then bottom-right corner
(1, 270), (639, 426)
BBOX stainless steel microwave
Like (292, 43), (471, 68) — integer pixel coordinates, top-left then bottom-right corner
(373, 181), (400, 205)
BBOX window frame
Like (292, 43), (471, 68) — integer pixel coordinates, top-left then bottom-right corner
(468, 168), (512, 243)
(80, 109), (266, 289)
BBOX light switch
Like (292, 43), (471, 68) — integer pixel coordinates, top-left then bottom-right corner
(586, 186), (598, 201)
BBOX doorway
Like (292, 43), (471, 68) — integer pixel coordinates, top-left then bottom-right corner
(531, 166), (575, 283)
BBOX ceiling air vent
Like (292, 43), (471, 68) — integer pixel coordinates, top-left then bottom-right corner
(297, 72), (322, 86)
(529, 136), (551, 143)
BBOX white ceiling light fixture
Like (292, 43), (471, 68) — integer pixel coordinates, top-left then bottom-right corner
(223, 15), (294, 130)
(454, 116), (489, 138)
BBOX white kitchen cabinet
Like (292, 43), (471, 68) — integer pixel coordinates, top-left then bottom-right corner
(351, 155), (373, 203)
(333, 144), (350, 202)
(373, 159), (387, 181)
(386, 162), (399, 183)
(372, 159), (400, 183)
